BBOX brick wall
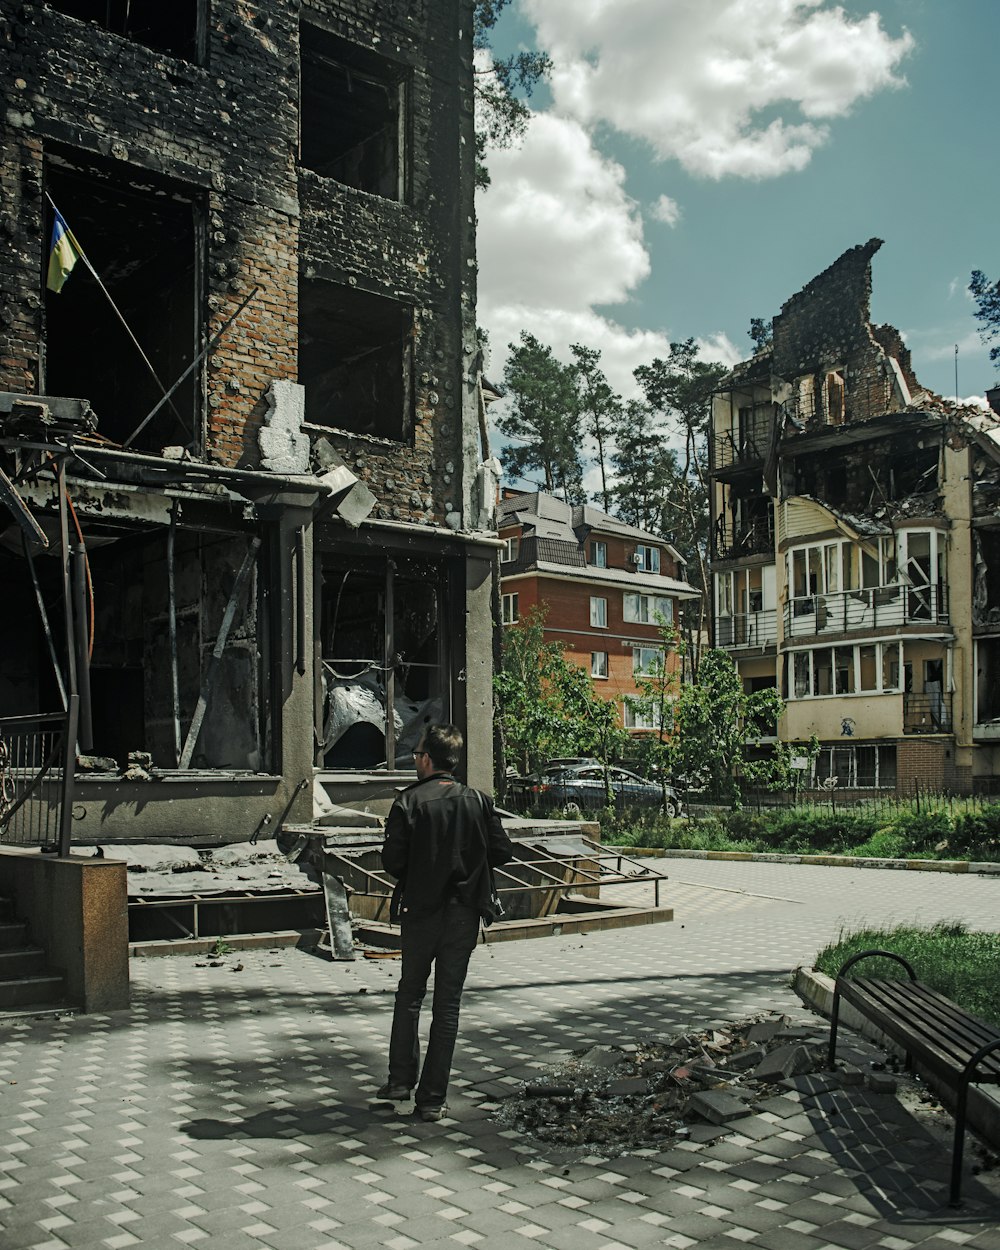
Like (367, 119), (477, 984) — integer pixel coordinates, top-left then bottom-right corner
(896, 738), (958, 794)
(0, 0), (475, 520)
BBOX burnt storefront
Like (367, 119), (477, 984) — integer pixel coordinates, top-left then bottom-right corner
(0, 0), (496, 846)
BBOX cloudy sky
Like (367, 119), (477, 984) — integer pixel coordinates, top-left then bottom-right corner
(476, 0), (999, 430)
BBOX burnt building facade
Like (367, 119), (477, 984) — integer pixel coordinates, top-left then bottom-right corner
(0, 0), (496, 842)
(710, 239), (1000, 794)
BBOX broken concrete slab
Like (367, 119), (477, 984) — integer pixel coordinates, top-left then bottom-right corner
(753, 1043), (814, 1083)
(689, 1089), (755, 1125)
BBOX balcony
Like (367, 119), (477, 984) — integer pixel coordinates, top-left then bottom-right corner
(713, 517), (775, 561)
(903, 692), (952, 734)
(711, 421), (773, 472)
(784, 584), (949, 639)
(716, 610), (778, 650)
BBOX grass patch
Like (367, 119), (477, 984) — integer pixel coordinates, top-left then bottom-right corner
(596, 799), (1000, 862)
(814, 922), (1000, 1026)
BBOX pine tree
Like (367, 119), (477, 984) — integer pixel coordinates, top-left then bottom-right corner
(634, 340), (728, 664)
(608, 398), (677, 533)
(569, 343), (621, 513)
(498, 332), (584, 501)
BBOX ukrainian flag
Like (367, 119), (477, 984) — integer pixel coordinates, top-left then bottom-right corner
(46, 210), (82, 293)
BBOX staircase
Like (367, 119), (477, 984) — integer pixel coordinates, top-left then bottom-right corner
(0, 894), (71, 1017)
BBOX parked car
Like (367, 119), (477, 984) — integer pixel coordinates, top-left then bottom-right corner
(509, 762), (682, 817)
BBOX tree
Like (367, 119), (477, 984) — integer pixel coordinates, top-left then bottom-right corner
(495, 606), (626, 779)
(498, 332), (584, 501)
(609, 398), (678, 533)
(474, 1), (552, 190)
(663, 649), (784, 802)
(748, 317), (773, 352)
(569, 343), (621, 513)
(970, 270), (1000, 370)
(634, 340), (728, 664)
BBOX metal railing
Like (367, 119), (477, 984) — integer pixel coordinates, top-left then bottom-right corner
(784, 584), (949, 638)
(711, 422), (773, 471)
(713, 518), (775, 560)
(716, 610), (778, 649)
(0, 709), (75, 851)
(903, 692), (953, 734)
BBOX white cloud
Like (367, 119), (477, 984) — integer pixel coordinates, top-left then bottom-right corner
(650, 195), (682, 226)
(521, 0), (913, 179)
(477, 112), (649, 314)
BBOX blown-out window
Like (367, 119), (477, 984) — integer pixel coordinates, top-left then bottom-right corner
(44, 153), (202, 453)
(47, 1), (205, 62)
(300, 23), (408, 200)
(299, 278), (413, 440)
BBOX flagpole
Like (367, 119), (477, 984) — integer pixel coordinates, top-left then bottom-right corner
(45, 193), (191, 438)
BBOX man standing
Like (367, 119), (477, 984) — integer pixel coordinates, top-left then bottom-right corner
(378, 723), (513, 1122)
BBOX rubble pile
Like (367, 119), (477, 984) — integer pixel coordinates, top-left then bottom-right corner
(494, 1012), (832, 1151)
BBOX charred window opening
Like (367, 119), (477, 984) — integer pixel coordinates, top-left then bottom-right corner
(974, 530), (1000, 626)
(299, 279), (412, 440)
(791, 437), (938, 512)
(319, 555), (449, 770)
(0, 510), (268, 772)
(715, 486), (773, 559)
(46, 1), (204, 63)
(977, 639), (1000, 724)
(44, 155), (202, 455)
(300, 24), (407, 200)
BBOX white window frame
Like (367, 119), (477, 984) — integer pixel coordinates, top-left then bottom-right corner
(635, 544), (660, 573)
(590, 540), (607, 568)
(623, 593), (673, 625)
(501, 592), (519, 625)
(590, 596), (607, 628)
(591, 651), (608, 679)
(632, 646), (664, 677)
(624, 700), (661, 730)
(787, 640), (904, 699)
(501, 536), (520, 562)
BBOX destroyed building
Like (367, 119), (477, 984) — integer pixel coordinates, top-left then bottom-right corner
(0, 0), (497, 844)
(710, 239), (1000, 794)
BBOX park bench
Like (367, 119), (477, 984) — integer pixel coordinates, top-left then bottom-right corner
(827, 949), (1000, 1206)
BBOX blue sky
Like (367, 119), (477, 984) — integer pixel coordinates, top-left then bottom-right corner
(476, 0), (999, 415)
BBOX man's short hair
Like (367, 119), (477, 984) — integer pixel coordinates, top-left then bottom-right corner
(420, 723), (463, 772)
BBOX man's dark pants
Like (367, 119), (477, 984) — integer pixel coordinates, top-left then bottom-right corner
(388, 900), (480, 1110)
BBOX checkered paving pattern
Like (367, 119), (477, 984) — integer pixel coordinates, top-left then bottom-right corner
(1, 860), (998, 1249)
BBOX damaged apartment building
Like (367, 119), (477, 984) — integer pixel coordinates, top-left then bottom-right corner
(710, 238), (1000, 794)
(0, 0), (497, 844)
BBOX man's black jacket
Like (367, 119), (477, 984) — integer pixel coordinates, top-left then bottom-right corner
(381, 772), (514, 920)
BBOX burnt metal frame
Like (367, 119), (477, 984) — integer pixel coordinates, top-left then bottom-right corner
(314, 836), (670, 923)
(827, 948), (1000, 1207)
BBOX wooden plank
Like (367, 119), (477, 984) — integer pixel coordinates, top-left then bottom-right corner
(840, 979), (1000, 1081)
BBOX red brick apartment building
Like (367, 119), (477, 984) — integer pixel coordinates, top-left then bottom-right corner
(498, 491), (699, 731)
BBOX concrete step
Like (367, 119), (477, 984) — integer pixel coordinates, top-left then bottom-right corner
(0, 973), (67, 1009)
(0, 947), (47, 978)
(0, 921), (29, 950)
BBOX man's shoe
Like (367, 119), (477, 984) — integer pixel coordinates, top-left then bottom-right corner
(416, 1103), (447, 1122)
(376, 1083), (412, 1101)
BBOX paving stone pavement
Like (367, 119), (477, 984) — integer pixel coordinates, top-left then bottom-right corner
(1, 858), (999, 1249)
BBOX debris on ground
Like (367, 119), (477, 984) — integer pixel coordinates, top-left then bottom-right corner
(490, 1012), (838, 1152)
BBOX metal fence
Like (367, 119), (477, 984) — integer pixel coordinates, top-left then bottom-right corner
(0, 711), (72, 850)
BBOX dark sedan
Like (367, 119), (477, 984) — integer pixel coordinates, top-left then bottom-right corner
(510, 763), (682, 817)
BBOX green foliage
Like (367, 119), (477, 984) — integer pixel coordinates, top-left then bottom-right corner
(570, 343), (621, 514)
(498, 332), (584, 500)
(606, 793), (1000, 863)
(970, 269), (1000, 370)
(495, 605), (627, 776)
(814, 923), (1000, 1026)
(667, 648), (786, 800)
(473, 1), (552, 190)
(748, 317), (773, 352)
